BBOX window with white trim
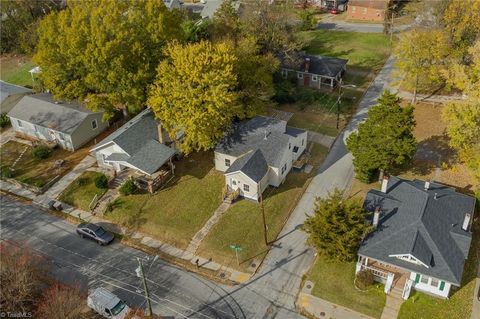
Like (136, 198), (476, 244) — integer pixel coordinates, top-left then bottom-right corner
(302, 139), (304, 146)
(17, 120), (22, 127)
(431, 278), (439, 287)
(243, 184), (249, 192)
(91, 119), (98, 129)
(312, 75), (318, 82)
(420, 275), (429, 284)
(232, 179), (236, 185)
(225, 158), (231, 167)
(297, 72), (303, 79)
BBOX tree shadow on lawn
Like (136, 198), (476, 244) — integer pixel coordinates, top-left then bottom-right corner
(393, 135), (456, 177)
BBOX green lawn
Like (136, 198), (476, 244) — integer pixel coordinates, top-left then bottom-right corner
(308, 256), (386, 318)
(197, 143), (329, 271)
(398, 211), (480, 319)
(104, 151), (225, 249)
(0, 141), (89, 187)
(299, 30), (391, 71)
(276, 88), (363, 136)
(0, 56), (34, 88)
(59, 171), (108, 211)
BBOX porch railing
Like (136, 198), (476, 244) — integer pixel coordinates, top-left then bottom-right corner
(359, 264), (389, 280)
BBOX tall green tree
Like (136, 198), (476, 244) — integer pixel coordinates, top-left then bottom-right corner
(347, 90), (417, 182)
(303, 189), (372, 262)
(0, 0), (63, 54)
(241, 0), (302, 55)
(232, 37), (279, 118)
(34, 0), (183, 119)
(394, 28), (450, 103)
(211, 0), (242, 42)
(147, 41), (240, 154)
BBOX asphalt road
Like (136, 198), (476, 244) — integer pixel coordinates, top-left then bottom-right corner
(0, 57), (397, 319)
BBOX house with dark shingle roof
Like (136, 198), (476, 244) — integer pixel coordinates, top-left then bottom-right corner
(279, 53), (348, 91)
(8, 93), (107, 151)
(90, 109), (181, 192)
(0, 81), (32, 114)
(356, 176), (476, 299)
(215, 116), (307, 201)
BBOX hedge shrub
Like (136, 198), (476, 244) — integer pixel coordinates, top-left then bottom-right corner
(32, 145), (52, 159)
(94, 174), (108, 189)
(119, 178), (137, 196)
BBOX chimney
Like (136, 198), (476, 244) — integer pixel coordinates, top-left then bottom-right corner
(424, 181), (430, 190)
(373, 206), (381, 229)
(462, 213), (472, 231)
(157, 123), (164, 144)
(434, 193), (438, 200)
(264, 129), (268, 140)
(381, 176), (389, 193)
(304, 57), (310, 73)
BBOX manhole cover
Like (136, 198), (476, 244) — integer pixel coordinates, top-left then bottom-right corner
(306, 284), (312, 289)
(320, 312), (325, 317)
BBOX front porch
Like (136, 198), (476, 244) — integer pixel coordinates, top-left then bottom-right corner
(356, 256), (414, 300)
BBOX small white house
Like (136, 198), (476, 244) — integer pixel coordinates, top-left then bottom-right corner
(91, 108), (179, 177)
(8, 93), (107, 151)
(356, 176), (476, 300)
(215, 116), (307, 201)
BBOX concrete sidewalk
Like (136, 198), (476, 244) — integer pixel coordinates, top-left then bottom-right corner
(298, 292), (373, 319)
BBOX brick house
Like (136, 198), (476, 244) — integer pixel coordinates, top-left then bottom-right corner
(347, 0), (390, 22)
(279, 53), (348, 91)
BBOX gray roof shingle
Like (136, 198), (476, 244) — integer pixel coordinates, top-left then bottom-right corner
(0, 81), (32, 104)
(280, 53), (348, 78)
(8, 93), (99, 134)
(225, 149), (269, 182)
(359, 176), (476, 285)
(216, 116), (305, 170)
(95, 108), (176, 175)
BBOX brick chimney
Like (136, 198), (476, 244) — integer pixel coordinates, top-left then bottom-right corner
(373, 206), (381, 229)
(381, 176), (389, 193)
(424, 181), (430, 190)
(304, 57), (310, 73)
(157, 123), (164, 144)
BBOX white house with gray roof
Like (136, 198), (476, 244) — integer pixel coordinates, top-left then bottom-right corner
(215, 116), (307, 201)
(357, 176), (476, 299)
(91, 108), (181, 179)
(8, 93), (107, 151)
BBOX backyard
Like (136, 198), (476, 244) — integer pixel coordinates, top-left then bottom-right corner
(272, 30), (391, 138)
(307, 256), (386, 319)
(196, 143), (328, 272)
(104, 151), (224, 249)
(0, 55), (34, 88)
(0, 141), (89, 188)
(58, 171), (108, 211)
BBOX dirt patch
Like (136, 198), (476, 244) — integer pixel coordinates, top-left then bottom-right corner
(0, 54), (31, 77)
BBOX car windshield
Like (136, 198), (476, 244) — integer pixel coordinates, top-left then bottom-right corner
(110, 301), (126, 316)
(95, 227), (106, 237)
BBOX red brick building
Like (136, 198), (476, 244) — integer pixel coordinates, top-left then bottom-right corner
(347, 0), (391, 22)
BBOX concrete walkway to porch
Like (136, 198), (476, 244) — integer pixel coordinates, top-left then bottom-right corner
(41, 155), (96, 200)
(184, 201), (231, 255)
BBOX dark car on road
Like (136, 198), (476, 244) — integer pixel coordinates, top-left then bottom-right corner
(76, 223), (114, 245)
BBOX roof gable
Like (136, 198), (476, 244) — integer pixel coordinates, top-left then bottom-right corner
(225, 149), (269, 183)
(359, 176), (476, 285)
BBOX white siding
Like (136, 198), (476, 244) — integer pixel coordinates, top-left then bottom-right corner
(409, 272), (451, 298)
(289, 131), (308, 161)
(225, 170), (268, 201)
(214, 152), (242, 172)
(93, 143), (128, 170)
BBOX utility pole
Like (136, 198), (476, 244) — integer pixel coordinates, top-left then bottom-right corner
(136, 258), (153, 316)
(259, 182), (268, 246)
(336, 80), (344, 130)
